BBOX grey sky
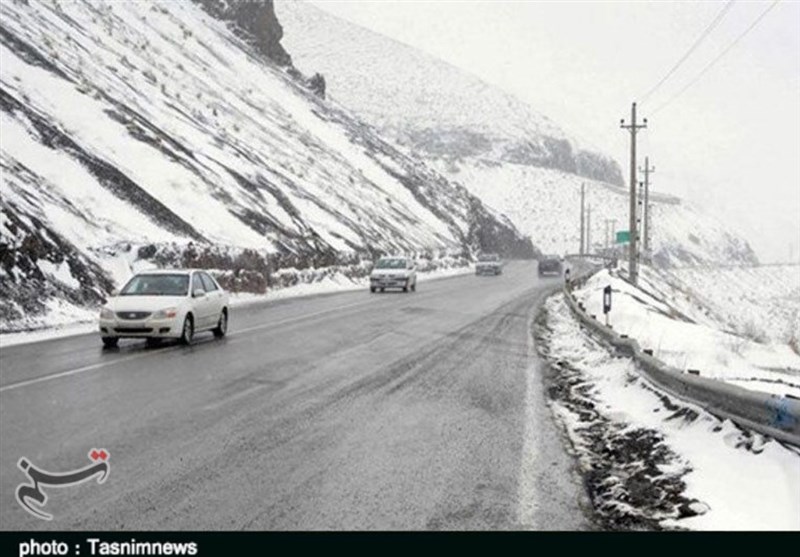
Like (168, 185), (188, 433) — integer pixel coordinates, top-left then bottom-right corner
(307, 0), (800, 263)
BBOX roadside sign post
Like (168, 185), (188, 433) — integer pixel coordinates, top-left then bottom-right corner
(603, 285), (612, 326)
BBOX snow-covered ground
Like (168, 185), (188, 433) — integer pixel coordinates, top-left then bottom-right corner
(537, 294), (800, 530)
(670, 265), (800, 346)
(571, 266), (800, 398)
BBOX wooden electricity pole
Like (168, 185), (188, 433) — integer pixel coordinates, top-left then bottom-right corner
(639, 157), (655, 257)
(620, 102), (647, 284)
(586, 204), (592, 255)
(579, 182), (586, 256)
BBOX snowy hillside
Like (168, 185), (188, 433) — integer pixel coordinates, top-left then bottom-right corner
(669, 265), (800, 347)
(0, 0), (533, 332)
(277, 0), (622, 186)
(573, 265), (800, 399)
(279, 1), (758, 267)
(439, 161), (758, 266)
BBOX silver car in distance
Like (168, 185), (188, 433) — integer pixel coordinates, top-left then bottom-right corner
(369, 256), (418, 293)
(98, 269), (230, 348)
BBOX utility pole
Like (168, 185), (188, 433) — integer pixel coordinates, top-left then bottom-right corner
(579, 183), (586, 256)
(604, 218), (615, 250)
(620, 102), (647, 285)
(639, 157), (655, 258)
(586, 204), (592, 255)
(638, 181), (645, 262)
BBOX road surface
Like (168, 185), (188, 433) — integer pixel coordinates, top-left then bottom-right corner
(0, 261), (590, 530)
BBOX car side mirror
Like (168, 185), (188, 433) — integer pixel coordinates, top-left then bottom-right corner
(110, 289), (119, 297)
(192, 288), (206, 298)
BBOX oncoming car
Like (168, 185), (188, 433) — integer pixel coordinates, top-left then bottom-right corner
(538, 255), (563, 277)
(369, 256), (417, 293)
(475, 253), (503, 276)
(99, 269), (229, 348)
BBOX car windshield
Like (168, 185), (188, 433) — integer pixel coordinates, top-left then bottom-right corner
(375, 258), (407, 269)
(478, 254), (499, 262)
(119, 274), (190, 296)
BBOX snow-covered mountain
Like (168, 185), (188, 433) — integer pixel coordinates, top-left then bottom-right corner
(0, 0), (534, 331)
(437, 162), (757, 267)
(279, 0), (758, 267)
(277, 1), (622, 187)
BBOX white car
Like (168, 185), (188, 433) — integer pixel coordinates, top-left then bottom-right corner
(369, 256), (417, 293)
(99, 269), (229, 348)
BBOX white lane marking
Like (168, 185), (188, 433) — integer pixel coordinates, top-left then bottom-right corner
(231, 298), (376, 336)
(0, 348), (170, 393)
(202, 382), (269, 412)
(518, 304), (542, 527)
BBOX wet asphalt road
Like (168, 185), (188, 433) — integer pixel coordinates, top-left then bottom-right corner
(0, 261), (590, 530)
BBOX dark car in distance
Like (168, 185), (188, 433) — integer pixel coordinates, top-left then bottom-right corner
(538, 255), (563, 277)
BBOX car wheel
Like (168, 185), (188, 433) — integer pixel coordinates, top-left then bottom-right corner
(179, 314), (194, 345)
(370, 287), (376, 293)
(380, 288), (385, 293)
(213, 309), (228, 338)
(101, 337), (118, 349)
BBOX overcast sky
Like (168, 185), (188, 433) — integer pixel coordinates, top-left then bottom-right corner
(307, 0), (800, 263)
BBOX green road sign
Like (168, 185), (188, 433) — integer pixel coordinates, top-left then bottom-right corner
(616, 230), (630, 244)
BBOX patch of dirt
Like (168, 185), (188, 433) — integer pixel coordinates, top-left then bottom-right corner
(534, 305), (707, 531)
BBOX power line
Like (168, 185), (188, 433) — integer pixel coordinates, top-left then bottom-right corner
(652, 0), (780, 116)
(641, 0), (736, 104)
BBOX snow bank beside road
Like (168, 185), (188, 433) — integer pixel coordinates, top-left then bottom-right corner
(537, 295), (800, 530)
(572, 266), (800, 399)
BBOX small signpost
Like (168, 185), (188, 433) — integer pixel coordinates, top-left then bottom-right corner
(615, 230), (630, 244)
(603, 285), (612, 326)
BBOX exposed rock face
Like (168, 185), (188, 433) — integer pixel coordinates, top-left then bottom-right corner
(0, 202), (114, 330)
(306, 72), (326, 99)
(194, 0), (292, 66)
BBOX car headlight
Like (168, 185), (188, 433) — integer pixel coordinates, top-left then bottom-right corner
(99, 307), (114, 320)
(152, 308), (178, 319)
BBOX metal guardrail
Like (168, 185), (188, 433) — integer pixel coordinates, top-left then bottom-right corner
(562, 270), (800, 447)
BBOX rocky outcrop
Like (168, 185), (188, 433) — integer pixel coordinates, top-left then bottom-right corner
(0, 202), (113, 331)
(194, 0), (291, 66)
(306, 72), (326, 99)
